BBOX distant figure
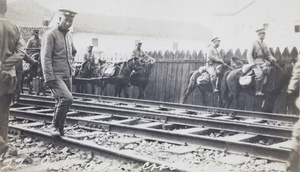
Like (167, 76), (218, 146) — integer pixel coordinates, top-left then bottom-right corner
(206, 37), (224, 93)
(247, 28), (276, 96)
(80, 45), (96, 74)
(26, 29), (41, 56)
(41, 9), (77, 137)
(0, 0), (25, 156)
(286, 56), (300, 172)
(132, 41), (148, 59)
(14, 37), (37, 103)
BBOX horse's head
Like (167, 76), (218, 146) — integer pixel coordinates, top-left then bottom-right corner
(128, 57), (143, 72)
(98, 59), (106, 66)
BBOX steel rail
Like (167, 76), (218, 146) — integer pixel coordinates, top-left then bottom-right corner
(8, 124), (185, 172)
(21, 92), (299, 123)
(16, 97), (293, 139)
(10, 107), (291, 162)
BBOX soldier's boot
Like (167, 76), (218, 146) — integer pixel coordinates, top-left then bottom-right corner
(212, 80), (219, 93)
(214, 77), (220, 93)
(255, 80), (264, 96)
(58, 125), (64, 136)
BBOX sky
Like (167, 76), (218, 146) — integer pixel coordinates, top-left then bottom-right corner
(7, 0), (253, 23)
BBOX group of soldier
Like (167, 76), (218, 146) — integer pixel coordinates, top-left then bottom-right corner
(206, 28), (276, 96)
(0, 0), (299, 171)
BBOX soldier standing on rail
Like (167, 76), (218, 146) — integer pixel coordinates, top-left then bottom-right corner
(247, 28), (276, 96)
(0, 0), (27, 156)
(26, 29), (41, 56)
(286, 55), (300, 172)
(41, 9), (77, 137)
(206, 37), (224, 93)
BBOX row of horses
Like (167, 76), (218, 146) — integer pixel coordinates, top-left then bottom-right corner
(74, 56), (156, 99)
(181, 56), (294, 113)
(22, 51), (295, 113)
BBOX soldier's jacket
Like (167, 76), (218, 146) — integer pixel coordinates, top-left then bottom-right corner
(206, 45), (223, 66)
(26, 36), (41, 55)
(288, 56), (300, 95)
(41, 26), (77, 82)
(247, 40), (275, 65)
(132, 49), (147, 58)
(0, 17), (24, 77)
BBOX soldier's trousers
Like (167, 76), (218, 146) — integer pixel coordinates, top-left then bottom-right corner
(287, 119), (300, 172)
(0, 76), (16, 156)
(50, 76), (73, 129)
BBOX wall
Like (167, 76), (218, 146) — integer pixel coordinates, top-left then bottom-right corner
(72, 32), (208, 62)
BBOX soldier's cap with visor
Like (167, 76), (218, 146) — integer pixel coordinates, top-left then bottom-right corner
(136, 41), (142, 45)
(32, 29), (39, 34)
(88, 45), (93, 49)
(59, 9), (77, 18)
(211, 37), (221, 42)
(256, 28), (266, 34)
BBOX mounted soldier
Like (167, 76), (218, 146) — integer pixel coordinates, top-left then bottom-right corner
(80, 45), (96, 74)
(206, 37), (224, 93)
(247, 28), (276, 96)
(132, 41), (148, 59)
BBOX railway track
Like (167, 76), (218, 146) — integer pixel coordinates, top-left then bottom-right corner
(9, 93), (298, 164)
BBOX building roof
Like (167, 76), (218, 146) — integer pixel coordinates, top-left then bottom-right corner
(6, 0), (54, 27)
(67, 13), (213, 40)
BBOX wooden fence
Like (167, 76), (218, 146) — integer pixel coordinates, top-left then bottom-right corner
(81, 47), (299, 114)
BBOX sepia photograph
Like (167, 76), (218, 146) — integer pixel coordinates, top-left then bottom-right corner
(0, 0), (300, 171)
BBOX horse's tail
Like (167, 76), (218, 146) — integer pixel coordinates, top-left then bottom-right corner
(221, 71), (231, 106)
(180, 71), (196, 104)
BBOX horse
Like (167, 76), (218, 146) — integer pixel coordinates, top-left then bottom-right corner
(221, 58), (294, 112)
(74, 60), (96, 93)
(129, 56), (156, 99)
(180, 56), (243, 106)
(94, 57), (143, 97)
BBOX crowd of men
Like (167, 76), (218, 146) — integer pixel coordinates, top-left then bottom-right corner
(0, 0), (299, 171)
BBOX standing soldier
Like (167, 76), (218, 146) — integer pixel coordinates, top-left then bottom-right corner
(26, 29), (41, 56)
(286, 56), (300, 172)
(206, 37), (224, 93)
(132, 41), (148, 58)
(41, 9), (77, 137)
(0, 0), (25, 156)
(247, 28), (276, 96)
(13, 37), (37, 103)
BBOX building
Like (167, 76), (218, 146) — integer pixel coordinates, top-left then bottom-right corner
(48, 12), (213, 62)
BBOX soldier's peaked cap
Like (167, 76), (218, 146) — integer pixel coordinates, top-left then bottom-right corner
(32, 29), (39, 33)
(211, 37), (221, 42)
(256, 28), (266, 33)
(59, 9), (77, 18)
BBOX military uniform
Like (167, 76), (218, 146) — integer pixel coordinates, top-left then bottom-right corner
(132, 41), (148, 58)
(132, 48), (148, 58)
(41, 9), (77, 136)
(286, 56), (300, 172)
(81, 45), (96, 73)
(247, 29), (276, 95)
(14, 38), (37, 102)
(206, 37), (223, 92)
(0, 10), (24, 155)
(26, 29), (41, 56)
